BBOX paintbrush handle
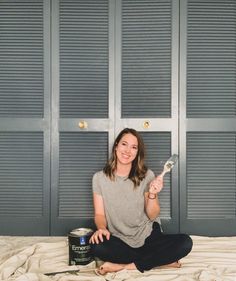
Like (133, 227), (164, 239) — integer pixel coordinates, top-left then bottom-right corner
(159, 170), (166, 178)
(45, 269), (80, 275)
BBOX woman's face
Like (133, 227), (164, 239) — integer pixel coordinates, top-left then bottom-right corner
(115, 133), (138, 166)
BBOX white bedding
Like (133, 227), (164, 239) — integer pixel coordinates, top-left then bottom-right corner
(0, 235), (236, 281)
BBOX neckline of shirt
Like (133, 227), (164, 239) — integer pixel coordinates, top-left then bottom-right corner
(115, 174), (128, 180)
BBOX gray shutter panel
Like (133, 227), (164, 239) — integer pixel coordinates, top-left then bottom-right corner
(59, 0), (109, 118)
(181, 0), (236, 236)
(120, 0), (178, 233)
(122, 0), (172, 118)
(141, 132), (172, 219)
(52, 0), (110, 234)
(0, 133), (44, 216)
(0, 0), (44, 117)
(187, 0), (236, 118)
(59, 132), (108, 218)
(0, 0), (50, 235)
(187, 132), (236, 219)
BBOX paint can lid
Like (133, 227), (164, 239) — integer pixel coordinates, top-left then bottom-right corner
(70, 227), (93, 237)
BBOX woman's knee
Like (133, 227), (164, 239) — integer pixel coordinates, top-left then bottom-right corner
(91, 242), (107, 257)
(180, 234), (193, 256)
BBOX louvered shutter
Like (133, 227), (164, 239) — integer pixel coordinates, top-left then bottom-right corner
(58, 133), (108, 218)
(0, 133), (44, 215)
(122, 0), (172, 118)
(180, 0), (236, 235)
(0, 0), (50, 235)
(0, 0), (44, 117)
(59, 0), (109, 118)
(119, 0), (179, 233)
(51, 0), (110, 234)
(187, 0), (236, 118)
(187, 133), (236, 219)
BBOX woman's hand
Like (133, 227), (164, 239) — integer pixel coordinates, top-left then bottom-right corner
(149, 175), (164, 195)
(89, 228), (110, 244)
(145, 176), (162, 220)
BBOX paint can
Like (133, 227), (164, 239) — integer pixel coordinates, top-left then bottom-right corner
(68, 228), (94, 265)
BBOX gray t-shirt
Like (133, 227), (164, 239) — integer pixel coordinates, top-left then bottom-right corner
(92, 169), (161, 248)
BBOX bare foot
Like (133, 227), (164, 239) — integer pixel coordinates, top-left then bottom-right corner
(95, 260), (181, 275)
(96, 261), (136, 275)
(159, 261), (181, 269)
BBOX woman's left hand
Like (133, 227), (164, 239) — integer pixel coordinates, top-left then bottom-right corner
(149, 175), (164, 194)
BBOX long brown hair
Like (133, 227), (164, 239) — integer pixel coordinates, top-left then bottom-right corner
(103, 128), (147, 188)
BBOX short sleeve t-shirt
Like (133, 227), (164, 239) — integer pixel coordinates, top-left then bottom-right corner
(92, 169), (161, 248)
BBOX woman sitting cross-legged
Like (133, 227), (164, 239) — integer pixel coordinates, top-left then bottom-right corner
(89, 128), (192, 275)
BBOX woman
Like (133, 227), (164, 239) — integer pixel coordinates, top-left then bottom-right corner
(90, 128), (192, 275)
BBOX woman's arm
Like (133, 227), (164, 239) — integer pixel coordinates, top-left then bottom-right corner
(89, 192), (110, 244)
(144, 176), (163, 220)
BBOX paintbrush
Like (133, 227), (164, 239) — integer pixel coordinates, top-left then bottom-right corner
(44, 269), (80, 276)
(44, 267), (95, 276)
(159, 154), (178, 177)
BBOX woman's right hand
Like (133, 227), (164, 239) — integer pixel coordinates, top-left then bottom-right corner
(89, 228), (110, 244)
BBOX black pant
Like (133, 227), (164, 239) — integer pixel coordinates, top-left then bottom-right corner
(91, 222), (193, 272)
